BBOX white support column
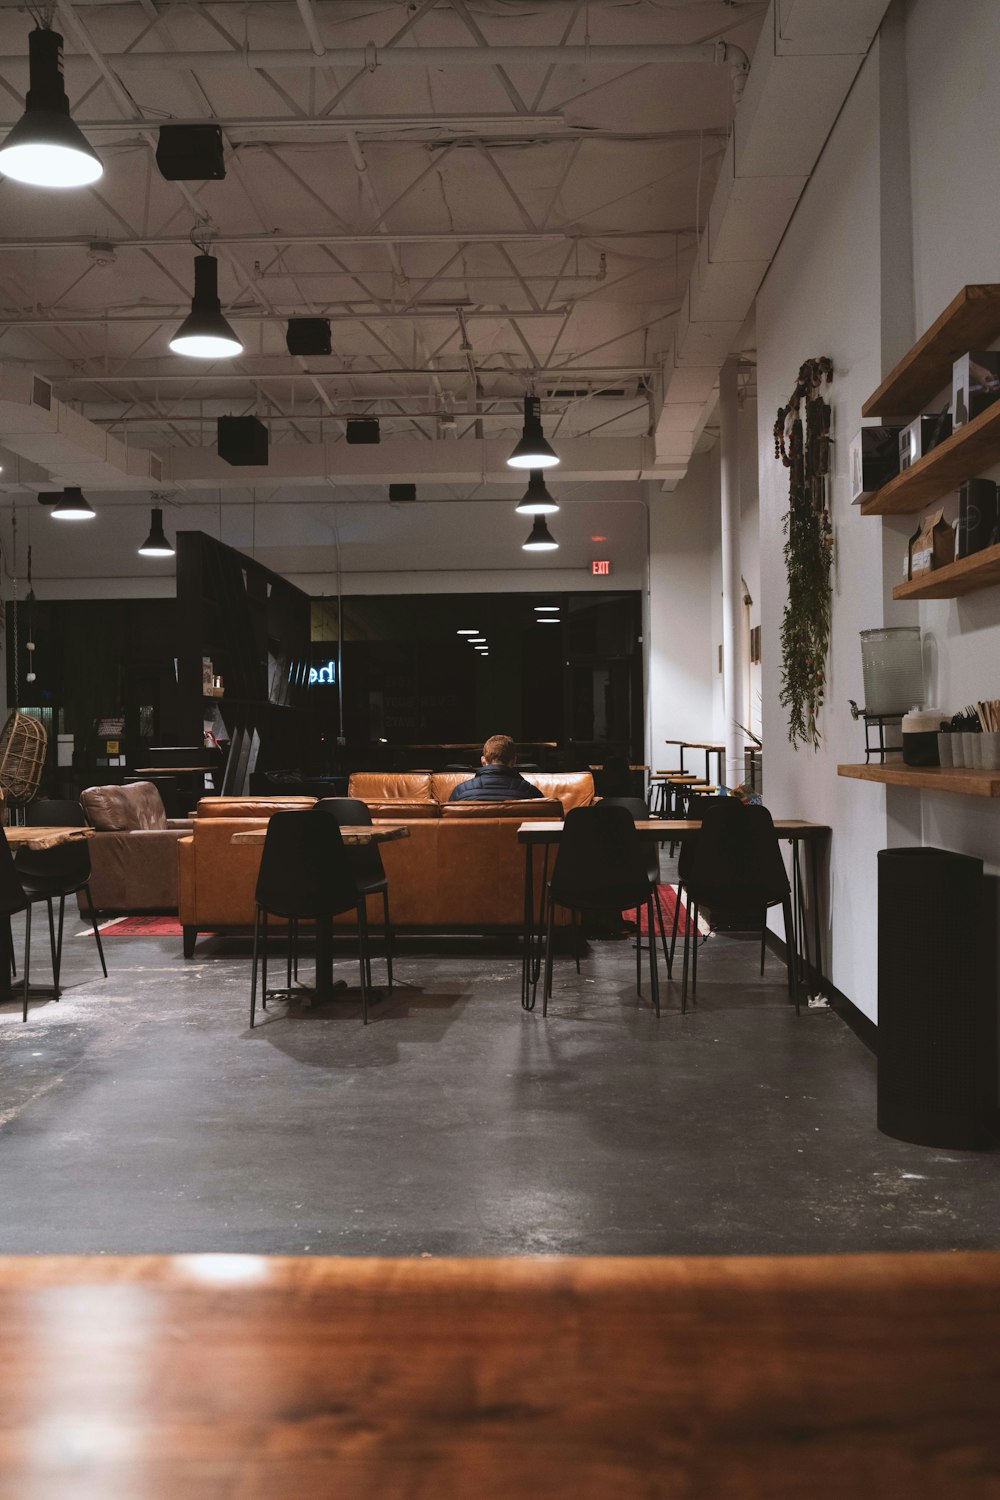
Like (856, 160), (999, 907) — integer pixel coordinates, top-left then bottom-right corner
(719, 357), (743, 788)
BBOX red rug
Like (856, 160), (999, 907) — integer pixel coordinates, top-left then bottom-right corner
(626, 883), (705, 938)
(87, 916), (192, 937)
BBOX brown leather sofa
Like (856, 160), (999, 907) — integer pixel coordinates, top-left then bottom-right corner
(176, 775), (595, 955)
(79, 781), (195, 912)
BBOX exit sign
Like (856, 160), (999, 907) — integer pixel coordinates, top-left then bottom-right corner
(592, 559), (612, 576)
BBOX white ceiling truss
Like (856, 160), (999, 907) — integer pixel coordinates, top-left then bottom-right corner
(0, 0), (766, 490)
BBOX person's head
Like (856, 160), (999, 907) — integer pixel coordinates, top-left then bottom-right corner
(481, 734), (517, 767)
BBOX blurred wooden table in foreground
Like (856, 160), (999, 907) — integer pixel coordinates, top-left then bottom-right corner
(0, 1252), (998, 1498)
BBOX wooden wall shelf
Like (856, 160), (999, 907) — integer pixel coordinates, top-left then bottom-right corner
(838, 762), (1000, 797)
(892, 541), (1000, 600)
(860, 398), (1000, 515)
(862, 284), (1000, 418)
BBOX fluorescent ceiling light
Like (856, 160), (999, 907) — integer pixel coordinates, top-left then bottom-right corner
(534, 606), (559, 612)
(456, 628), (479, 635)
(0, 29), (103, 189)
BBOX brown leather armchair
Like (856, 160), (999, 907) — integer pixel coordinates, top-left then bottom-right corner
(80, 781), (194, 912)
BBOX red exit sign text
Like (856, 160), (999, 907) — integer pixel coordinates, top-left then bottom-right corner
(592, 559), (612, 576)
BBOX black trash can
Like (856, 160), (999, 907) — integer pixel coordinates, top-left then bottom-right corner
(877, 846), (993, 1149)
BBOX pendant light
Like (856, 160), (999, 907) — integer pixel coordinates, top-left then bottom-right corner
(507, 395), (559, 470)
(138, 507), (175, 557)
(169, 254), (243, 359)
(0, 28), (103, 189)
(522, 516), (558, 551)
(51, 486), (96, 520)
(515, 470), (559, 515)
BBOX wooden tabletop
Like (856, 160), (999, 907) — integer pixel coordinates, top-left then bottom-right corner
(519, 818), (830, 842)
(1, 825), (95, 851)
(0, 1251), (996, 1498)
(231, 824), (410, 847)
(663, 739), (725, 750)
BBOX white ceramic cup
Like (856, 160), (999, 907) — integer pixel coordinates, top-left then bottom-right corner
(980, 732), (1000, 772)
(937, 733), (954, 767)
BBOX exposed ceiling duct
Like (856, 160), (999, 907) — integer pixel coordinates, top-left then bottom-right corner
(0, 366), (161, 489)
(654, 0), (892, 488)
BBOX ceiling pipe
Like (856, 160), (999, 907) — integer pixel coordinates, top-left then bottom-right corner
(0, 227), (687, 251)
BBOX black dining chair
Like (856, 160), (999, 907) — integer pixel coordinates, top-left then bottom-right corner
(599, 796), (672, 977)
(17, 799), (106, 993)
(251, 810), (376, 1028)
(539, 803), (660, 1017)
(678, 798), (798, 1014)
(0, 829), (59, 1022)
(314, 798), (393, 993)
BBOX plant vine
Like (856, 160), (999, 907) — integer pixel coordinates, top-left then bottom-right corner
(773, 357), (834, 749)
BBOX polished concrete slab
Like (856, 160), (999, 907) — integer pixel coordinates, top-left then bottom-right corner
(0, 909), (997, 1257)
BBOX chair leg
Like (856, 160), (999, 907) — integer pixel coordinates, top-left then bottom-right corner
(382, 888), (393, 991)
(46, 899), (59, 999)
(291, 917), (299, 981)
(82, 884), (107, 979)
(635, 906), (642, 996)
(286, 919), (294, 989)
(250, 906), (261, 1029)
(691, 902), (700, 999)
(653, 885), (672, 979)
(357, 901), (370, 1025)
(542, 895), (556, 1016)
(22, 905), (31, 1022)
(681, 904), (690, 1015)
(669, 881), (683, 972)
(760, 922), (767, 975)
(782, 893), (800, 1016)
(573, 910), (581, 974)
(646, 897), (660, 1016)
(261, 911), (269, 1009)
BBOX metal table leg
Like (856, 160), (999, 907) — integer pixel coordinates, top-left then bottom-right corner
(810, 837), (824, 994)
(521, 842), (534, 1011)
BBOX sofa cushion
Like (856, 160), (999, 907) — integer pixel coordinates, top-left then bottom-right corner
(349, 772), (433, 803)
(524, 773), (595, 811)
(82, 781), (167, 832)
(194, 796), (316, 819)
(438, 799), (563, 819)
(366, 801), (441, 819)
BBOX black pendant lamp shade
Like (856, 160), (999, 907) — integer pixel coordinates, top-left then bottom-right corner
(507, 395), (559, 469)
(522, 516), (558, 551)
(138, 507), (175, 557)
(51, 486), (96, 519)
(515, 469), (559, 515)
(169, 254), (243, 359)
(0, 29), (103, 188)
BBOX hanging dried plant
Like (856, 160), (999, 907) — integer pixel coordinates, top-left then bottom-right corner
(773, 357), (834, 749)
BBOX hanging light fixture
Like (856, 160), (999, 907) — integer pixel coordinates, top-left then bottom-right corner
(51, 486), (96, 520)
(522, 517), (558, 551)
(138, 506), (175, 557)
(0, 28), (103, 189)
(456, 628), (479, 635)
(515, 470), (559, 515)
(507, 395), (559, 470)
(169, 253), (243, 359)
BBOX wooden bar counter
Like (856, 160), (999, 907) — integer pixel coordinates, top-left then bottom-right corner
(0, 1251), (997, 1498)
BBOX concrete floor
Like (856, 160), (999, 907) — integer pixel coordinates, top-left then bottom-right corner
(1, 898), (997, 1257)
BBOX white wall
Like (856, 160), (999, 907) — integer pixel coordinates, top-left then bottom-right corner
(756, 0), (1000, 1022)
(646, 450), (720, 767)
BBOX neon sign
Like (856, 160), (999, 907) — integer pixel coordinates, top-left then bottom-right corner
(309, 660), (337, 685)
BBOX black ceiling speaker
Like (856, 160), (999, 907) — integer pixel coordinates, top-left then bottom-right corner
(286, 318), (332, 356)
(346, 418), (380, 445)
(156, 124), (226, 181)
(217, 415), (268, 467)
(389, 484), (416, 503)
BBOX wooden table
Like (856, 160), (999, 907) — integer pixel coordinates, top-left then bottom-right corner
(664, 738), (726, 781)
(0, 1250), (996, 1498)
(517, 819), (830, 1011)
(230, 824), (410, 999)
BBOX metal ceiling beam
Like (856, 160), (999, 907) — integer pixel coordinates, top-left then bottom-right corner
(0, 229), (688, 251)
(0, 41), (751, 75)
(0, 310), (570, 327)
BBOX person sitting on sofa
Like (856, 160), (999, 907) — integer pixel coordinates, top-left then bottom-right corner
(448, 734), (544, 803)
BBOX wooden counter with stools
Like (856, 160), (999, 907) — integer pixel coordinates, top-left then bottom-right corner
(0, 1250), (995, 1498)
